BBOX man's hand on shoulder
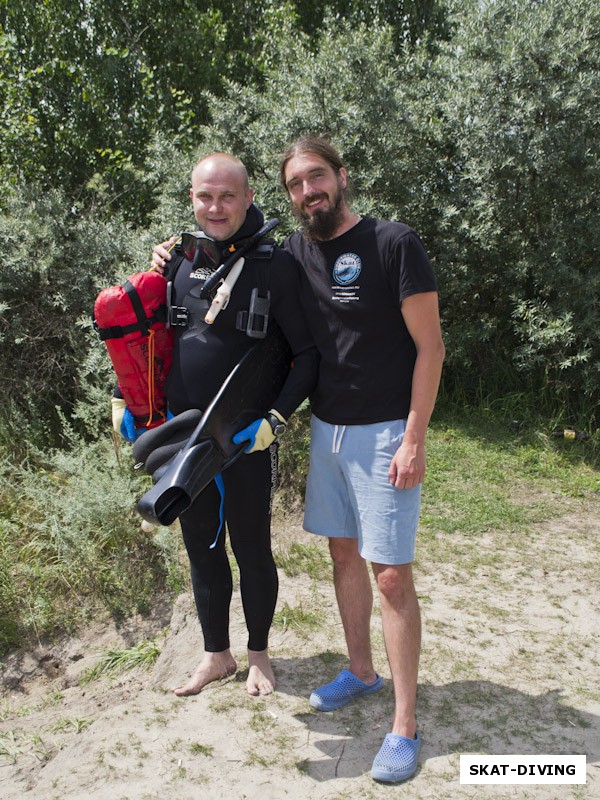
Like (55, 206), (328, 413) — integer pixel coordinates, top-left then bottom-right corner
(150, 236), (179, 275)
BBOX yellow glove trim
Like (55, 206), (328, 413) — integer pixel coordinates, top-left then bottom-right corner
(111, 397), (127, 433)
(246, 418), (276, 453)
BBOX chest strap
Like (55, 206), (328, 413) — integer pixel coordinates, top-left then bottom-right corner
(235, 243), (274, 339)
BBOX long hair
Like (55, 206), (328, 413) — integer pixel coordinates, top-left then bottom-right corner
(279, 136), (345, 191)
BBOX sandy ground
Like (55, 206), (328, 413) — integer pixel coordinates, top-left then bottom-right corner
(1, 501), (599, 800)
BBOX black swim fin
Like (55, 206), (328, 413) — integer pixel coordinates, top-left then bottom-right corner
(136, 438), (234, 525)
(135, 324), (292, 526)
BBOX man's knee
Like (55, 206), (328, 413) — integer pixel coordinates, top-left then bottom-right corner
(329, 536), (361, 566)
(373, 562), (415, 602)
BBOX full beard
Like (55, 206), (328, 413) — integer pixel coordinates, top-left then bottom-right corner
(294, 188), (345, 242)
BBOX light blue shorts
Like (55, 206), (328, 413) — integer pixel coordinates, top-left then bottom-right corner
(303, 416), (421, 565)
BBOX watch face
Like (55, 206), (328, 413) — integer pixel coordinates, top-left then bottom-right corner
(268, 414), (286, 436)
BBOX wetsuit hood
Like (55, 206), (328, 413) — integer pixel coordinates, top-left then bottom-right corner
(219, 203), (265, 248)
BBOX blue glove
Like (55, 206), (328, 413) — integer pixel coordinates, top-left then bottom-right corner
(120, 407), (147, 443)
(120, 407), (175, 443)
(232, 409), (287, 454)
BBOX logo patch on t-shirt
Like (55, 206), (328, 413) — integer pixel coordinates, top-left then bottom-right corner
(332, 253), (362, 285)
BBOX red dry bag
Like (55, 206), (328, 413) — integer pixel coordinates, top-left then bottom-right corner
(94, 271), (173, 429)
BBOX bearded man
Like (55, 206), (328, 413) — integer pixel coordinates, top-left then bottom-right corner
(280, 136), (445, 784)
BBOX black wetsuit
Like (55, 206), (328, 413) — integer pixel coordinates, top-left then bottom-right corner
(165, 205), (318, 652)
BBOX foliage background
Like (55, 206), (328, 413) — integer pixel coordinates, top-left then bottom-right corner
(0, 0), (598, 651)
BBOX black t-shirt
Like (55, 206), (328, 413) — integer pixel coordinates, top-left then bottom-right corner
(284, 217), (437, 424)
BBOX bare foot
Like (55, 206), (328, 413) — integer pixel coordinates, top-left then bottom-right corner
(173, 650), (237, 696)
(246, 648), (276, 696)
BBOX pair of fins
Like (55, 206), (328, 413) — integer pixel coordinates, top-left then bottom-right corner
(133, 325), (291, 526)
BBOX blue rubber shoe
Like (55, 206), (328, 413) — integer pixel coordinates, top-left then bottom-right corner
(371, 732), (421, 782)
(309, 669), (383, 711)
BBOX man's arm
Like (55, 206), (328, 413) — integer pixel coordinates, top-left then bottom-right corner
(388, 291), (445, 490)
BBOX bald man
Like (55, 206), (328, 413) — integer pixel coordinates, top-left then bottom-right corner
(146, 154), (318, 696)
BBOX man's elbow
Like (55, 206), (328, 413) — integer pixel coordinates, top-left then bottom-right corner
(421, 336), (445, 366)
(437, 339), (446, 365)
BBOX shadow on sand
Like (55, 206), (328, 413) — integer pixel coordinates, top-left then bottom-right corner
(271, 653), (599, 783)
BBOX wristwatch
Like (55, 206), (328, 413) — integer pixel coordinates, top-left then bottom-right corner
(266, 412), (287, 437)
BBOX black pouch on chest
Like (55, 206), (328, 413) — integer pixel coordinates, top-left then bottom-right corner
(236, 243), (273, 339)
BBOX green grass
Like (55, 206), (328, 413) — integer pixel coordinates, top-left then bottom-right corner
(272, 601), (325, 637)
(49, 717), (92, 734)
(0, 439), (183, 655)
(274, 541), (331, 581)
(189, 742), (214, 757)
(81, 640), (161, 683)
(421, 407), (599, 538)
(0, 730), (52, 765)
(0, 730), (21, 764)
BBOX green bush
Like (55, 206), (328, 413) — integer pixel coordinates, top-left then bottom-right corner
(434, 0), (600, 418)
(0, 184), (155, 450)
(0, 438), (185, 654)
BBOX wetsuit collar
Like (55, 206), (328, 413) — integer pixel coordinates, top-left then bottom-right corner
(220, 203), (265, 248)
(192, 204), (265, 270)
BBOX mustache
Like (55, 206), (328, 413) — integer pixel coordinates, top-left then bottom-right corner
(302, 193), (329, 211)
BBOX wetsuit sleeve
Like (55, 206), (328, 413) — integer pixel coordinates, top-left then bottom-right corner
(268, 252), (319, 420)
(273, 343), (319, 420)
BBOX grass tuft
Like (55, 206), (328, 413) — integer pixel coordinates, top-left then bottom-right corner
(81, 639), (161, 684)
(272, 601), (324, 637)
(274, 541), (331, 581)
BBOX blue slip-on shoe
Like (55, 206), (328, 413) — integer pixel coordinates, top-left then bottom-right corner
(371, 732), (421, 782)
(309, 669), (383, 711)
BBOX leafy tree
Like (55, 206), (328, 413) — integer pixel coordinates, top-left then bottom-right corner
(435, 0), (600, 416)
(195, 16), (449, 227)
(0, 1), (451, 222)
(286, 0), (450, 46)
(0, 1), (287, 219)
